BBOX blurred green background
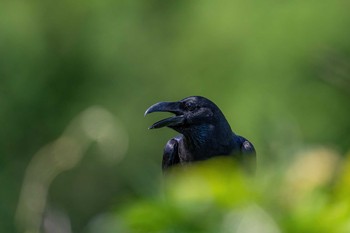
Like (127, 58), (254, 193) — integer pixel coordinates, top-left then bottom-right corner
(1, 0), (349, 232)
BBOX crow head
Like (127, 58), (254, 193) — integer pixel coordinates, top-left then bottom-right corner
(145, 96), (231, 137)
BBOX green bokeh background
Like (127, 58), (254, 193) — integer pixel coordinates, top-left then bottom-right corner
(1, 1), (349, 232)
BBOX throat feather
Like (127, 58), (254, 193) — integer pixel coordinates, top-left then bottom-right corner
(185, 125), (213, 148)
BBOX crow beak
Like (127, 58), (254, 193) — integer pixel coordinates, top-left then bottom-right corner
(144, 101), (184, 129)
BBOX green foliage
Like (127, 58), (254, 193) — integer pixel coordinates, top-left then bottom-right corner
(119, 152), (350, 233)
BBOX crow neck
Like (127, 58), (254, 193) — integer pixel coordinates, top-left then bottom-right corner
(182, 123), (233, 159)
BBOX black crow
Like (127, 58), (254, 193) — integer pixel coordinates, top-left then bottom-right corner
(145, 96), (256, 172)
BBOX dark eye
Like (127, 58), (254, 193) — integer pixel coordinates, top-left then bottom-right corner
(185, 102), (197, 111)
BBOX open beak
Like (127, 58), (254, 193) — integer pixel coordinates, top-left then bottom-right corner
(144, 101), (184, 129)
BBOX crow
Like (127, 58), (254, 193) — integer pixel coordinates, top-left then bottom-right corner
(145, 96), (256, 173)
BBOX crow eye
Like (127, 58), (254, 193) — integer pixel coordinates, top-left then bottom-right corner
(185, 102), (197, 111)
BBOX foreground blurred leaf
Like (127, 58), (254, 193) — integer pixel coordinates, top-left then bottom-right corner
(117, 150), (350, 233)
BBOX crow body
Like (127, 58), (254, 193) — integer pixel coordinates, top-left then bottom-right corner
(145, 96), (256, 172)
